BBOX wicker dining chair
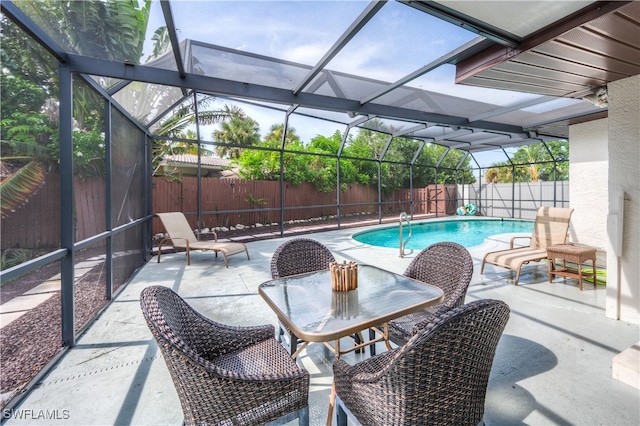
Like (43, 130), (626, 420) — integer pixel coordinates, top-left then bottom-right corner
(270, 237), (336, 279)
(334, 299), (510, 426)
(385, 241), (474, 346)
(140, 286), (310, 426)
(270, 238), (339, 356)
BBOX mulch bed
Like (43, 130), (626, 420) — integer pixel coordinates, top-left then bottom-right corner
(1, 261), (106, 407)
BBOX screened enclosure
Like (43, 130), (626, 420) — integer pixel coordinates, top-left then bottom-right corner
(2, 0), (638, 410)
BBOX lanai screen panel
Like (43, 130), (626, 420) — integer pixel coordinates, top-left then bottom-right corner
(111, 109), (146, 227)
(112, 82), (185, 126)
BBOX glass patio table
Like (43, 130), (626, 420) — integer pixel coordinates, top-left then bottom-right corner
(258, 264), (444, 358)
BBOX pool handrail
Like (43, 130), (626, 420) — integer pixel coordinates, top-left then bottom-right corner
(399, 212), (412, 258)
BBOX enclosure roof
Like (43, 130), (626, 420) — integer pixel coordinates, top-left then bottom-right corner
(4, 0), (640, 155)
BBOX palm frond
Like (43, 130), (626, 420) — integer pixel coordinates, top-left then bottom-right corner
(0, 161), (46, 218)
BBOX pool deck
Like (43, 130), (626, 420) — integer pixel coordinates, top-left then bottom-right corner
(3, 221), (639, 425)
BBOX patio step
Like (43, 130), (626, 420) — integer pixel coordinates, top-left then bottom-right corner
(612, 342), (640, 389)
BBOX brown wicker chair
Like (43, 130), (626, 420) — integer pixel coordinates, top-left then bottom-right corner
(270, 238), (342, 356)
(384, 241), (474, 346)
(140, 286), (310, 426)
(270, 237), (336, 279)
(334, 299), (510, 426)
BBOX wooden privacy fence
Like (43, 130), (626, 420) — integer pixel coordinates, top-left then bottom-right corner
(2, 173), (456, 249)
(152, 177), (381, 233)
(1, 172), (107, 250)
(390, 186), (457, 216)
(151, 177), (457, 234)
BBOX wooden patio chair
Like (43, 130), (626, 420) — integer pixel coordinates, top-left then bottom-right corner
(481, 207), (574, 285)
(155, 212), (249, 268)
(333, 299), (510, 426)
(386, 241), (474, 346)
(140, 285), (310, 426)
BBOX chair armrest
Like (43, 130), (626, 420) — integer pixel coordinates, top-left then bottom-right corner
(194, 230), (219, 242)
(510, 236), (531, 249)
(334, 350), (397, 384)
(159, 236), (189, 247)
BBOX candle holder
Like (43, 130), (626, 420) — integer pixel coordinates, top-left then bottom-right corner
(330, 261), (358, 292)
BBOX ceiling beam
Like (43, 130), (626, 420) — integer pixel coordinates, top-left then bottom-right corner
(65, 53), (526, 135)
(160, 0), (186, 79)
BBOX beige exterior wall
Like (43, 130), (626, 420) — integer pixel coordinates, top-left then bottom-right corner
(569, 119), (609, 250)
(607, 75), (640, 325)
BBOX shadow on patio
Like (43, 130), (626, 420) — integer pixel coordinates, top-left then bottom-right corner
(3, 225), (638, 425)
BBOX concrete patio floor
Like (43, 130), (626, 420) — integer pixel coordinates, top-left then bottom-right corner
(4, 221), (639, 425)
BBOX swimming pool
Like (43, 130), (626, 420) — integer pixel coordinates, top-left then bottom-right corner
(353, 219), (534, 250)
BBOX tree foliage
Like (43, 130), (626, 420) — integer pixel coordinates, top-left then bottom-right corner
(1, 0), (154, 216)
(213, 108), (261, 159)
(485, 141), (569, 183)
(235, 124), (477, 194)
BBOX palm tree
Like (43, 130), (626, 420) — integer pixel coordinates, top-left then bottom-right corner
(263, 123), (300, 147)
(213, 111), (261, 159)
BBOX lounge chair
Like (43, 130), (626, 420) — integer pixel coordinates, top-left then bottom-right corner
(155, 212), (249, 267)
(481, 207), (574, 285)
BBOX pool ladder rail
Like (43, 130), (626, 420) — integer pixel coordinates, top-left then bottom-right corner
(399, 212), (412, 258)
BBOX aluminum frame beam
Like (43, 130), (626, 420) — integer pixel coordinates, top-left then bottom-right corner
(64, 53), (526, 137)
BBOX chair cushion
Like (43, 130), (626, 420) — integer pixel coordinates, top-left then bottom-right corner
(214, 337), (301, 376)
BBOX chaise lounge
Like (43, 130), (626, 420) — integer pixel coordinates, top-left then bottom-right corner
(155, 212), (250, 268)
(481, 207), (574, 285)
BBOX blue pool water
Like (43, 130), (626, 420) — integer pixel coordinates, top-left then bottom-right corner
(353, 219), (534, 250)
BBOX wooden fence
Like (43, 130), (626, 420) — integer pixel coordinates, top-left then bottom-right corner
(2, 173), (457, 249)
(152, 178), (381, 232)
(1, 173), (107, 250)
(151, 177), (457, 234)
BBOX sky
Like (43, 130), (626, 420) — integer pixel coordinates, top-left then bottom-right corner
(141, 0), (559, 166)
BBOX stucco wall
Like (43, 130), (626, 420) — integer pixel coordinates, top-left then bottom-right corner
(569, 119), (609, 251)
(607, 75), (640, 325)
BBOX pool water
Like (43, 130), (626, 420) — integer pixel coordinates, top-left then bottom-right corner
(353, 219), (534, 250)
